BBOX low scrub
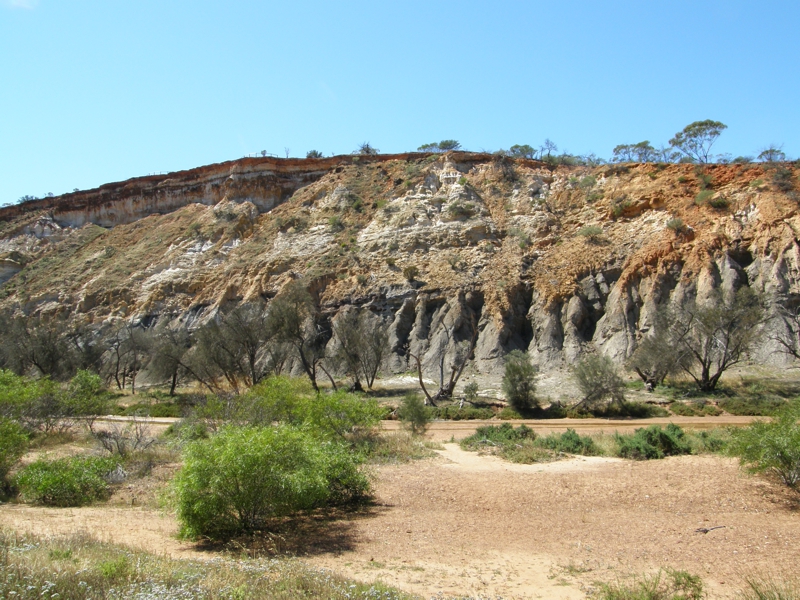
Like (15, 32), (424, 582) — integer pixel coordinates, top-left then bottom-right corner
(173, 425), (369, 540)
(669, 401), (722, 417)
(15, 455), (118, 506)
(727, 404), (800, 488)
(614, 424), (692, 460)
(537, 428), (600, 455)
(718, 396), (788, 416)
(595, 568), (704, 600)
(119, 401), (181, 418)
(0, 531), (414, 600)
(461, 424), (600, 463)
(426, 406), (494, 420)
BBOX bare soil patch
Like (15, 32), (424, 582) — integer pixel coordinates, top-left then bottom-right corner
(2, 441), (798, 599)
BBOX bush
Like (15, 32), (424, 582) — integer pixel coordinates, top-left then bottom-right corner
(666, 217), (684, 232)
(238, 378), (384, 440)
(573, 355), (625, 409)
(718, 396), (787, 416)
(695, 189), (715, 205)
(614, 424), (692, 460)
(398, 393), (429, 435)
(462, 423), (535, 447)
(426, 406), (493, 420)
(578, 225), (603, 241)
(402, 265), (419, 281)
(537, 429), (599, 455)
(727, 404), (800, 488)
(15, 455), (118, 506)
(174, 425), (369, 539)
(502, 350), (538, 413)
(0, 418), (28, 488)
(463, 381), (479, 403)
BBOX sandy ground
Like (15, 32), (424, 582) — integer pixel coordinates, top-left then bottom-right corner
(2, 439), (798, 599)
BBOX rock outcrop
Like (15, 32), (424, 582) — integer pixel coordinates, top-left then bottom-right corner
(1, 153), (798, 376)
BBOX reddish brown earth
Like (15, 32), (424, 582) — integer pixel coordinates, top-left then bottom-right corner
(2, 436), (797, 599)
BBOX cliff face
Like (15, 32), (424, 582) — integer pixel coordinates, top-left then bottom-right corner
(1, 153), (798, 375)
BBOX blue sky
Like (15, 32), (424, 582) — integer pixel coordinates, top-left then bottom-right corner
(1, 0), (798, 205)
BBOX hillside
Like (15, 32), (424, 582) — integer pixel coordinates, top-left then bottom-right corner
(1, 153), (798, 376)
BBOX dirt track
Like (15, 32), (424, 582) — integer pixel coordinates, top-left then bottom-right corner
(3, 439), (798, 599)
(382, 415), (762, 442)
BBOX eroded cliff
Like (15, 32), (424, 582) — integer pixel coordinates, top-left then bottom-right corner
(1, 153), (798, 375)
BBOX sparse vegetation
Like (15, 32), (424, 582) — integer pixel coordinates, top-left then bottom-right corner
(397, 392), (429, 435)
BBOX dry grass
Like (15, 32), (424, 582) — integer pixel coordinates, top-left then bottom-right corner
(0, 530), (417, 600)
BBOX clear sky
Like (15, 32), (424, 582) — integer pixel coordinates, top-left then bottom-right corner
(1, 0), (798, 205)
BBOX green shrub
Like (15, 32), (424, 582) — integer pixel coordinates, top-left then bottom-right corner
(0, 370), (62, 432)
(502, 350), (538, 413)
(694, 189), (715, 205)
(174, 425), (369, 539)
(426, 406), (494, 420)
(497, 407), (523, 419)
(537, 429), (599, 455)
(718, 396), (787, 416)
(666, 217), (684, 232)
(0, 417), (28, 487)
(402, 265), (419, 281)
(727, 404), (800, 488)
(614, 424), (692, 460)
(573, 355), (625, 409)
(578, 225), (603, 240)
(397, 393), (429, 435)
(463, 381), (479, 403)
(708, 196), (729, 209)
(15, 455), (118, 506)
(233, 377), (383, 441)
(462, 423), (535, 447)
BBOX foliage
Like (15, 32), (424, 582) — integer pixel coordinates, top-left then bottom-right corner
(426, 405), (494, 420)
(718, 396), (787, 416)
(573, 355), (625, 409)
(595, 569), (704, 600)
(758, 146), (786, 163)
(727, 403), (800, 488)
(402, 265), (419, 281)
(0, 418), (28, 488)
(578, 225), (603, 241)
(232, 377), (384, 441)
(417, 140), (461, 153)
(93, 416), (156, 458)
(502, 350), (538, 413)
(614, 424), (692, 460)
(397, 392), (429, 435)
(15, 455), (118, 506)
(612, 141), (656, 163)
(507, 144), (536, 159)
(462, 423), (535, 446)
(694, 189), (715, 205)
(62, 370), (110, 432)
(536, 428), (599, 455)
(330, 309), (388, 390)
(666, 217), (684, 232)
(306, 149), (324, 158)
(737, 574), (800, 600)
(174, 425), (369, 539)
(670, 287), (766, 392)
(463, 381), (479, 403)
(669, 120), (728, 163)
(354, 142), (379, 155)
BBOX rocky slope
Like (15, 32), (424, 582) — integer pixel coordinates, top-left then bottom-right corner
(1, 153), (798, 376)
